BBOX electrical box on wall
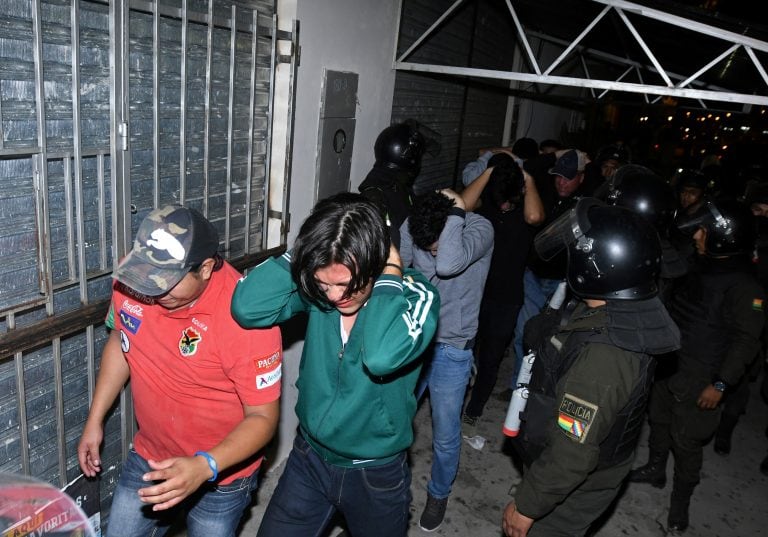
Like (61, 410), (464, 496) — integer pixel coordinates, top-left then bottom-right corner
(315, 70), (358, 201)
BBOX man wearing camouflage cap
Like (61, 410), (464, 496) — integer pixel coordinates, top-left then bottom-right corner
(77, 205), (283, 537)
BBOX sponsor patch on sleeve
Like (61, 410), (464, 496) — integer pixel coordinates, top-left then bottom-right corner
(752, 298), (763, 311)
(119, 310), (142, 334)
(256, 364), (282, 390)
(557, 393), (598, 443)
(254, 351), (282, 390)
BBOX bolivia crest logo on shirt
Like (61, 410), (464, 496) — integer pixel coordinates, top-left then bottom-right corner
(179, 327), (202, 357)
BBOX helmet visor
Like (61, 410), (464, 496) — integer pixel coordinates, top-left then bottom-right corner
(675, 201), (724, 236)
(404, 118), (441, 158)
(534, 198), (604, 260)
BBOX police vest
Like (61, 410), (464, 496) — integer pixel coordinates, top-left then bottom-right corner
(514, 326), (655, 469)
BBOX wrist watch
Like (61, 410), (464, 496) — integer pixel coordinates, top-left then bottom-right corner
(713, 380), (727, 392)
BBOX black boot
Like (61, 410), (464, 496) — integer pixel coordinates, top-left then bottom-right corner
(761, 453), (768, 476)
(667, 482), (695, 535)
(714, 414), (738, 456)
(628, 450), (668, 488)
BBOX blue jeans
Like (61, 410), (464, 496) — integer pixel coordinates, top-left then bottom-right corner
(511, 269), (561, 388)
(257, 432), (411, 537)
(107, 450), (258, 537)
(418, 343), (474, 499)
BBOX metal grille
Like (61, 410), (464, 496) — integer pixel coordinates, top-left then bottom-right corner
(0, 0), (289, 523)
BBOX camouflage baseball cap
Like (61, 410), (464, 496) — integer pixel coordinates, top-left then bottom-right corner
(112, 205), (219, 296)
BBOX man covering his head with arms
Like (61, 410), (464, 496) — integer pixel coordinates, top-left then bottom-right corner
(232, 193), (439, 537)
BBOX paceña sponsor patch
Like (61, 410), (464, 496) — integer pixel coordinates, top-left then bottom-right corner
(557, 393), (598, 443)
(752, 298), (764, 311)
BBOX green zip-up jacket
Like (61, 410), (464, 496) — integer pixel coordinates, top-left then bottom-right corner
(231, 252), (439, 466)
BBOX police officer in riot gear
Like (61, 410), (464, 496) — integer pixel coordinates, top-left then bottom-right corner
(675, 168), (709, 217)
(607, 165), (687, 304)
(503, 198), (680, 537)
(359, 120), (435, 247)
(607, 165), (676, 232)
(629, 199), (764, 535)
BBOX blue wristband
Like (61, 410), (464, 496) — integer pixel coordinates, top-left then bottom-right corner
(194, 451), (218, 482)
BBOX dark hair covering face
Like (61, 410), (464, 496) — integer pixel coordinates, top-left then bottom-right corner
(408, 191), (456, 250)
(486, 153), (524, 207)
(291, 192), (390, 307)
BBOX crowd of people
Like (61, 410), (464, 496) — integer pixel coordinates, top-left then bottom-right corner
(76, 120), (768, 537)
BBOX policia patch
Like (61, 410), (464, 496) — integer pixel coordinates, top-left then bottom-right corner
(557, 393), (598, 443)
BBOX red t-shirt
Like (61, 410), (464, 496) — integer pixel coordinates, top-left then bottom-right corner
(107, 261), (282, 484)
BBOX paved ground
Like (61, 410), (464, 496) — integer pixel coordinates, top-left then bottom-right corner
(227, 355), (768, 537)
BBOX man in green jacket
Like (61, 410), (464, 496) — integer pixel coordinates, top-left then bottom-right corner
(231, 192), (440, 537)
(504, 199), (680, 537)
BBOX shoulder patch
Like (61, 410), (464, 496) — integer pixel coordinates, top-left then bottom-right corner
(752, 298), (763, 311)
(557, 393), (598, 443)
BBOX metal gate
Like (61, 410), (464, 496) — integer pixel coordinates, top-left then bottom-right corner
(0, 0), (296, 521)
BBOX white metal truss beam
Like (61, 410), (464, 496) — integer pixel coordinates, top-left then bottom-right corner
(394, 0), (768, 108)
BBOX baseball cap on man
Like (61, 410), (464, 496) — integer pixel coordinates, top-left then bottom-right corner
(112, 205), (219, 297)
(549, 149), (587, 180)
(597, 144), (630, 165)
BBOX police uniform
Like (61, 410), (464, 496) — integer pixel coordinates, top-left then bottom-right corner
(359, 166), (413, 248)
(646, 254), (764, 516)
(514, 298), (680, 537)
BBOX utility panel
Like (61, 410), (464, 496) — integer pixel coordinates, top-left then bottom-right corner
(315, 70), (358, 201)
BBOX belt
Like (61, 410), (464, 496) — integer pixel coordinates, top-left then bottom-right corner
(443, 338), (475, 350)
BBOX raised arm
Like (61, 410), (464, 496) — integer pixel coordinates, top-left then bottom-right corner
(522, 170), (545, 225)
(231, 253), (307, 328)
(361, 271), (440, 376)
(461, 166), (493, 212)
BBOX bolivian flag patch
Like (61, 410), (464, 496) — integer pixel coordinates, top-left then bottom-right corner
(753, 298), (764, 311)
(557, 393), (598, 443)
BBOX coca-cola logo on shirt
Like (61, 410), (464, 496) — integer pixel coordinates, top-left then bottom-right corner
(122, 300), (144, 317)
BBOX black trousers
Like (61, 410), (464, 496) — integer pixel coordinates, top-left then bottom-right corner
(464, 298), (521, 418)
(647, 374), (721, 488)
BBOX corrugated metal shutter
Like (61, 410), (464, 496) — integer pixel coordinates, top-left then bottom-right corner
(0, 0), (290, 526)
(392, 0), (516, 192)
(0, 0), (118, 500)
(125, 0), (276, 257)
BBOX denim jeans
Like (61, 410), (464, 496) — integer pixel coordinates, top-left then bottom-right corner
(106, 449), (258, 537)
(511, 269), (562, 388)
(257, 432), (411, 537)
(418, 343), (473, 499)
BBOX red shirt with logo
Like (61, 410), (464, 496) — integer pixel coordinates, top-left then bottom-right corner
(106, 261), (282, 484)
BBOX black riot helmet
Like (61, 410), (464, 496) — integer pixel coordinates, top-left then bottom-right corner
(675, 168), (709, 192)
(676, 199), (756, 256)
(607, 165), (677, 234)
(373, 121), (427, 175)
(596, 144), (631, 166)
(535, 198), (661, 300)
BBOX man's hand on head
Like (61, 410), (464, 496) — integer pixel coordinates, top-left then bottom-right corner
(439, 188), (466, 211)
